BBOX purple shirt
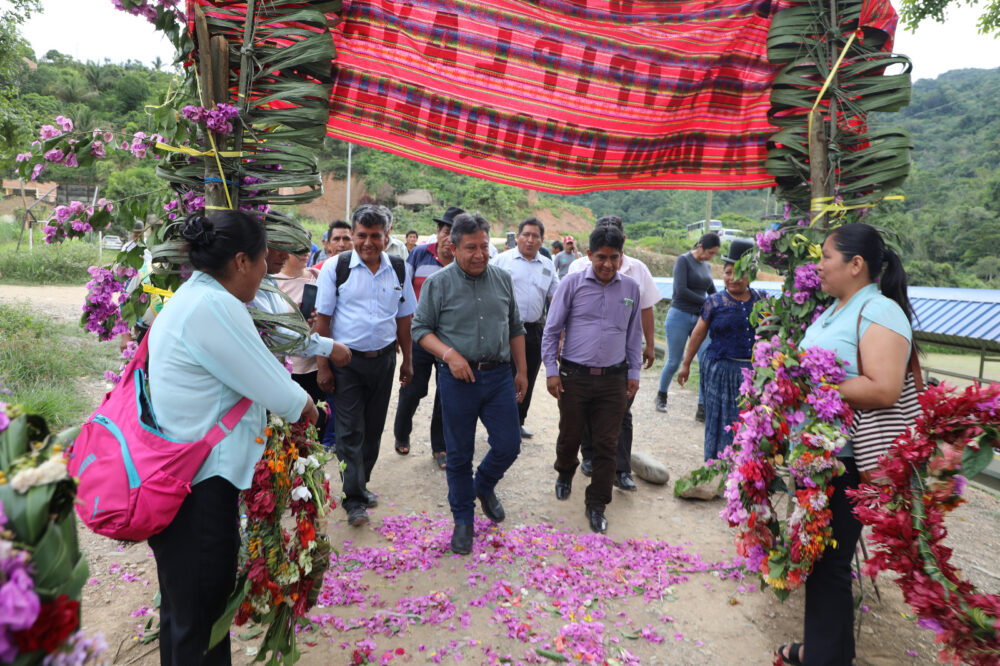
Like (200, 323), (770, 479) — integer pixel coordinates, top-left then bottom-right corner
(542, 267), (643, 381)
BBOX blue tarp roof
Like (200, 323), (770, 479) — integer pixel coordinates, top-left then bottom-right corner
(651, 279), (1000, 352)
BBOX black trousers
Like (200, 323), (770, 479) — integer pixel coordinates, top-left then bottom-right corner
(553, 367), (628, 512)
(291, 370), (329, 440)
(333, 351), (395, 512)
(580, 395), (634, 474)
(148, 476), (240, 666)
(512, 321), (544, 426)
(393, 343), (445, 454)
(803, 457), (862, 665)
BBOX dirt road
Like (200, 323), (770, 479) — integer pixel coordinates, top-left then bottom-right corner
(3, 284), (996, 665)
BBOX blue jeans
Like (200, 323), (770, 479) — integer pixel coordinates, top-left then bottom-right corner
(437, 363), (522, 524)
(657, 307), (709, 405)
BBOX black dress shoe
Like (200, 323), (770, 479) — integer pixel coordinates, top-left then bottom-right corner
(695, 404), (706, 422)
(477, 491), (505, 523)
(347, 506), (370, 527)
(613, 472), (637, 492)
(586, 507), (607, 533)
(364, 489), (378, 508)
(520, 426), (533, 439)
(580, 459), (593, 477)
(555, 473), (573, 500)
(450, 523), (474, 554)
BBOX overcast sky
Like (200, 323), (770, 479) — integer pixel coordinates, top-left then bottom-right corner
(13, 0), (1000, 81)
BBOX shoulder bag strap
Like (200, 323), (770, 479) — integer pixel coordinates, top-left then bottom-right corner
(856, 300), (922, 391)
(202, 397), (254, 447)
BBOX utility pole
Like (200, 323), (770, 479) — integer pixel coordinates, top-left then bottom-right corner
(704, 191), (713, 233)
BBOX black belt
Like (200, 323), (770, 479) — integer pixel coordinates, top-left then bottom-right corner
(467, 360), (508, 371)
(560, 359), (628, 376)
(350, 343), (395, 358)
(524, 320), (545, 329)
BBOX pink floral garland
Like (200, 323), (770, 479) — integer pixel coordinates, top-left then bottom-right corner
(722, 336), (854, 598)
(849, 382), (1000, 665)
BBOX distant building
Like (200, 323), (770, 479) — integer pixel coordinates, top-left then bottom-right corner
(2, 179), (59, 203)
(395, 188), (433, 208)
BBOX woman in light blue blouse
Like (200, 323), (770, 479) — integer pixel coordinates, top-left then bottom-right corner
(148, 212), (317, 666)
(778, 224), (914, 666)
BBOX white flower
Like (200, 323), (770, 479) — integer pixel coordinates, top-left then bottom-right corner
(10, 454), (67, 493)
(290, 486), (312, 502)
(292, 455), (320, 476)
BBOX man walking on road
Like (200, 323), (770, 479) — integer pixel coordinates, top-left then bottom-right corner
(315, 205), (416, 527)
(412, 212), (528, 555)
(542, 225), (642, 534)
(393, 206), (463, 468)
(491, 217), (559, 440)
(568, 216), (662, 492)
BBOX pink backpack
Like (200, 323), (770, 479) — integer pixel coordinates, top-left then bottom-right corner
(66, 332), (252, 541)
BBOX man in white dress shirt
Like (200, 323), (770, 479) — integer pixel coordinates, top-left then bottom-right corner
(491, 217), (559, 439)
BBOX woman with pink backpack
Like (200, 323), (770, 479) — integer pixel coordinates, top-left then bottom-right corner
(146, 212), (318, 665)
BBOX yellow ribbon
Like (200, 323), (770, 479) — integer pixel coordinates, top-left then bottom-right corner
(791, 234), (823, 260)
(810, 194), (906, 227)
(205, 130), (234, 210)
(142, 284), (174, 300)
(154, 141), (243, 158)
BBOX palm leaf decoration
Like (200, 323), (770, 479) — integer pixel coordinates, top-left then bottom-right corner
(765, 0), (913, 222)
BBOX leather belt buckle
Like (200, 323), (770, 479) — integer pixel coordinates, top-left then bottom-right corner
(589, 367), (602, 375)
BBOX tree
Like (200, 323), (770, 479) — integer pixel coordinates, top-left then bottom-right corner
(973, 256), (1000, 283)
(115, 72), (150, 113)
(898, 0), (1000, 35)
(0, 1), (41, 170)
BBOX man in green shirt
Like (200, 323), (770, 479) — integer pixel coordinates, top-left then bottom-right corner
(412, 213), (528, 555)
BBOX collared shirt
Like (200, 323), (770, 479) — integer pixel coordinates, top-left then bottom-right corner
(249, 275), (334, 363)
(553, 250), (578, 278)
(542, 267), (643, 381)
(149, 271), (309, 490)
(407, 242), (446, 301)
(386, 236), (409, 260)
(412, 262), (526, 363)
(490, 248), (559, 324)
(273, 269), (324, 374)
(315, 250), (417, 351)
(567, 254), (662, 309)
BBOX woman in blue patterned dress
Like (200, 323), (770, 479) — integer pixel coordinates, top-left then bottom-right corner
(677, 239), (761, 461)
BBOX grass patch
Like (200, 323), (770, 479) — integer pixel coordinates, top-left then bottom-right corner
(0, 239), (102, 285)
(0, 303), (118, 429)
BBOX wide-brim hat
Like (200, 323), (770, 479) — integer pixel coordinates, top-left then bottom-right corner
(721, 238), (755, 264)
(434, 206), (465, 227)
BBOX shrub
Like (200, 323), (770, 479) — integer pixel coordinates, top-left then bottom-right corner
(0, 304), (117, 428)
(0, 239), (101, 284)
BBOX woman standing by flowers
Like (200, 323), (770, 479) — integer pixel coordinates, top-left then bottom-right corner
(677, 239), (762, 461)
(656, 232), (721, 415)
(778, 223), (914, 666)
(148, 212), (318, 665)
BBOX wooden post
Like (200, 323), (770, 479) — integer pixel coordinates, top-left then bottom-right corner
(809, 109), (830, 229)
(704, 190), (713, 234)
(231, 0), (258, 211)
(194, 6), (229, 212)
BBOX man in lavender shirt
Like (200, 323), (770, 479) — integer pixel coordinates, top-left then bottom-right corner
(541, 225), (642, 534)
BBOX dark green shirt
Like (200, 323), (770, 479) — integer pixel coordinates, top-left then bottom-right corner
(412, 262), (526, 363)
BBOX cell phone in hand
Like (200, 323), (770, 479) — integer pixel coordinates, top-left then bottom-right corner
(299, 283), (318, 319)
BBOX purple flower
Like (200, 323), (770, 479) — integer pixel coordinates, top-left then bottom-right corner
(793, 263), (821, 292)
(756, 229), (781, 253)
(38, 124), (62, 140)
(63, 152), (79, 168)
(91, 140), (106, 158)
(55, 115), (74, 132)
(0, 565), (41, 661)
(43, 148), (65, 163)
(15, 152), (31, 163)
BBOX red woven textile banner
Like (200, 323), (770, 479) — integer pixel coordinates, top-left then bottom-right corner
(328, 0), (780, 193)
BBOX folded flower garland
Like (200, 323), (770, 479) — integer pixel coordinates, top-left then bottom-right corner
(849, 381), (1000, 666)
(722, 335), (853, 600)
(210, 414), (334, 666)
(0, 402), (106, 665)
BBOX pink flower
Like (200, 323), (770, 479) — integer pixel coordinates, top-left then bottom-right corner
(38, 124), (62, 140)
(43, 148), (65, 163)
(55, 115), (74, 132)
(15, 152), (31, 163)
(30, 163), (45, 180)
(63, 152), (79, 168)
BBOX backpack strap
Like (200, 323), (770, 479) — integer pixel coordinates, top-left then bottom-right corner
(334, 251), (352, 296)
(203, 398), (254, 447)
(336, 251), (407, 303)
